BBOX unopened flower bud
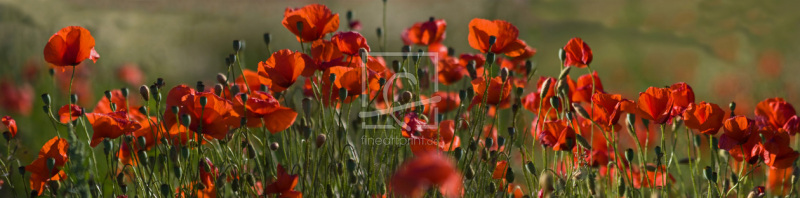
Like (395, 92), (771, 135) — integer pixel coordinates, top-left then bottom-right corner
(486, 53), (496, 65)
(488, 36), (497, 47)
(139, 85), (150, 101)
(41, 93), (51, 106)
(196, 81), (205, 91)
(558, 66), (571, 80)
(233, 40), (245, 52)
(263, 33), (271, 46)
(269, 142), (279, 151)
(466, 61), (477, 79)
(625, 148), (635, 162)
(499, 68), (509, 82)
(316, 134), (327, 148)
(376, 28), (383, 38)
(525, 60), (534, 75)
(400, 91), (413, 104)
(180, 114), (191, 127)
(549, 96), (561, 110)
(539, 78), (552, 99)
(485, 137), (494, 149)
(213, 84), (223, 96)
(466, 165), (475, 180)
(70, 94), (78, 104)
(199, 96), (208, 107)
(216, 73), (228, 85)
(558, 48), (566, 62)
(454, 147), (463, 161)
(359, 48), (368, 63)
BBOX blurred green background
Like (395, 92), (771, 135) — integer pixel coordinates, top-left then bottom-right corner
(1, 0), (799, 183)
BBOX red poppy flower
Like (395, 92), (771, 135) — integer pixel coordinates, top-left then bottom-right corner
(538, 120), (576, 151)
(1, 116), (17, 139)
(86, 111), (143, 147)
(511, 46), (537, 63)
(669, 82), (695, 116)
(572, 71), (604, 103)
(389, 152), (463, 198)
(116, 63), (144, 86)
(332, 31), (370, 56)
(132, 117), (163, 150)
(229, 69), (262, 96)
(0, 81), (34, 115)
(58, 104), (84, 123)
(767, 167), (793, 195)
(562, 37), (592, 68)
(265, 165), (302, 197)
(311, 39), (343, 70)
(719, 116), (758, 151)
(428, 42), (449, 59)
(258, 49), (316, 93)
(424, 92), (461, 115)
(38, 136), (70, 166)
(231, 91), (297, 133)
(93, 90), (130, 114)
(165, 87), (235, 140)
(43, 26), (99, 66)
(758, 132), (799, 169)
(471, 76), (511, 106)
(492, 160), (508, 179)
(437, 56), (466, 85)
(636, 87), (674, 124)
(349, 20), (362, 31)
(402, 19), (447, 46)
(521, 77), (561, 120)
(459, 53), (486, 69)
(755, 97), (798, 135)
(590, 93), (630, 131)
(26, 157), (67, 196)
(282, 4), (339, 42)
(682, 101), (725, 135)
(409, 119), (461, 154)
(467, 19), (527, 57)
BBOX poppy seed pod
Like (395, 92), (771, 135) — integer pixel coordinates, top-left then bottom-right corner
(104, 90), (112, 100)
(625, 148), (634, 162)
(488, 36), (497, 47)
(338, 88), (348, 101)
(138, 150), (148, 165)
(505, 168), (515, 183)
(558, 48), (566, 62)
(216, 73), (227, 85)
(156, 78), (165, 88)
(703, 166), (714, 181)
(558, 66), (571, 80)
(170, 106), (179, 115)
(270, 142), (280, 151)
(525, 161), (536, 174)
(454, 147), (463, 161)
(199, 96), (208, 107)
(525, 60), (534, 75)
(465, 165), (475, 180)
(41, 93), (51, 106)
(539, 78), (552, 99)
(576, 134), (591, 150)
(499, 68), (509, 82)
(485, 137), (494, 149)
(316, 134), (327, 148)
(549, 96), (561, 110)
(486, 52), (496, 65)
(120, 87), (130, 98)
(466, 61), (477, 80)
(103, 139), (113, 155)
(729, 101), (736, 117)
(391, 60), (400, 72)
(262, 33), (272, 46)
(329, 73), (337, 84)
(180, 114), (191, 127)
(233, 40), (245, 52)
(196, 81), (205, 92)
(139, 85), (150, 101)
(70, 94), (78, 104)
(213, 84), (223, 96)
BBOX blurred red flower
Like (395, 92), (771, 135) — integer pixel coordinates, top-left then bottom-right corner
(1, 116), (17, 139)
(755, 97), (798, 135)
(265, 165), (302, 198)
(86, 111), (143, 147)
(389, 152), (462, 198)
(58, 104), (84, 123)
(402, 18), (447, 46)
(669, 82), (695, 116)
(0, 81), (34, 115)
(471, 76), (511, 106)
(116, 63), (144, 86)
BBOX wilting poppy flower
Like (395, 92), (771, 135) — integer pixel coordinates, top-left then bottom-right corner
(467, 18), (527, 57)
(669, 82), (695, 116)
(424, 92), (461, 115)
(231, 91), (297, 133)
(682, 101), (725, 135)
(471, 76), (511, 106)
(389, 152), (463, 198)
(332, 31), (370, 56)
(758, 132), (799, 169)
(636, 87), (674, 124)
(492, 160), (508, 179)
(116, 63), (144, 86)
(258, 49), (316, 93)
(265, 165), (302, 197)
(562, 37), (592, 68)
(1, 116), (17, 139)
(282, 4), (339, 42)
(538, 120), (576, 151)
(572, 71), (604, 103)
(590, 93), (630, 131)
(437, 56), (466, 85)
(755, 97), (799, 135)
(0, 81), (34, 115)
(86, 111), (143, 147)
(767, 167), (793, 195)
(43, 26), (99, 66)
(402, 18), (447, 46)
(58, 104), (84, 123)
(719, 116), (757, 151)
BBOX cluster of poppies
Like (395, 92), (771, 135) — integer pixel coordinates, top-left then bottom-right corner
(2, 2), (799, 198)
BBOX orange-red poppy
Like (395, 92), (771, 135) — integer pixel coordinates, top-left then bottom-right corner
(766, 167), (793, 196)
(492, 160), (508, 179)
(282, 4), (339, 42)
(682, 101), (725, 135)
(537, 120), (576, 151)
(521, 77), (560, 120)
(428, 42), (449, 59)
(311, 39), (343, 70)
(58, 104), (84, 123)
(669, 82), (695, 116)
(93, 90), (129, 114)
(467, 19), (527, 57)
(755, 97), (798, 135)
(26, 157), (67, 196)
(757, 132), (799, 169)
(116, 63), (144, 86)
(165, 86), (235, 141)
(459, 53), (485, 70)
(402, 19), (447, 46)
(572, 71), (604, 103)
(258, 49), (316, 93)
(231, 91), (297, 133)
(590, 93), (630, 132)
(437, 56), (466, 85)
(1, 116), (17, 139)
(86, 111), (143, 147)
(389, 152), (463, 198)
(471, 76), (511, 106)
(43, 26), (99, 66)
(409, 119), (461, 154)
(232, 69), (262, 95)
(332, 31), (370, 56)
(424, 92), (461, 115)
(562, 37), (592, 68)
(636, 87), (674, 124)
(37, 136), (70, 166)
(0, 81), (34, 115)
(719, 116), (762, 163)
(265, 165), (302, 198)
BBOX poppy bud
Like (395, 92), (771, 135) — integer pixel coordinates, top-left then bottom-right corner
(454, 147), (463, 161)
(729, 101), (736, 111)
(269, 142), (279, 151)
(711, 137), (719, 150)
(549, 96), (561, 110)
(316, 134), (327, 148)
(102, 139), (113, 155)
(539, 78), (552, 99)
(196, 81), (205, 92)
(346, 158), (357, 173)
(488, 36), (497, 47)
(558, 66), (571, 80)
(625, 148), (634, 162)
(110, 103), (117, 112)
(70, 94), (78, 104)
(338, 88), (348, 101)
(46, 157), (56, 172)
(485, 137), (494, 149)
(558, 48), (566, 62)
(507, 127), (516, 137)
(213, 84), (223, 96)
(136, 136), (147, 149)
(655, 146), (663, 158)
(466, 61), (477, 80)
(233, 40), (245, 52)
(499, 68), (509, 82)
(525, 60), (535, 75)
(375, 27), (383, 38)
(576, 134), (591, 150)
(400, 91), (413, 104)
(466, 165), (475, 180)
(263, 33), (271, 46)
(486, 181), (497, 194)
(199, 96), (208, 107)
(245, 143), (256, 159)
(139, 85), (150, 101)
(525, 161), (536, 175)
(295, 21), (304, 35)
(41, 93), (52, 106)
(138, 150), (148, 165)
(486, 52), (496, 66)
(497, 136), (506, 148)
(160, 183), (171, 197)
(216, 73), (228, 85)
(180, 114), (191, 127)
(300, 98), (312, 117)
(116, 173), (126, 187)
(505, 167), (515, 183)
(18, 166), (25, 175)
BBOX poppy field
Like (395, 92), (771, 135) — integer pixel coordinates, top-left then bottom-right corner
(1, 1), (800, 198)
